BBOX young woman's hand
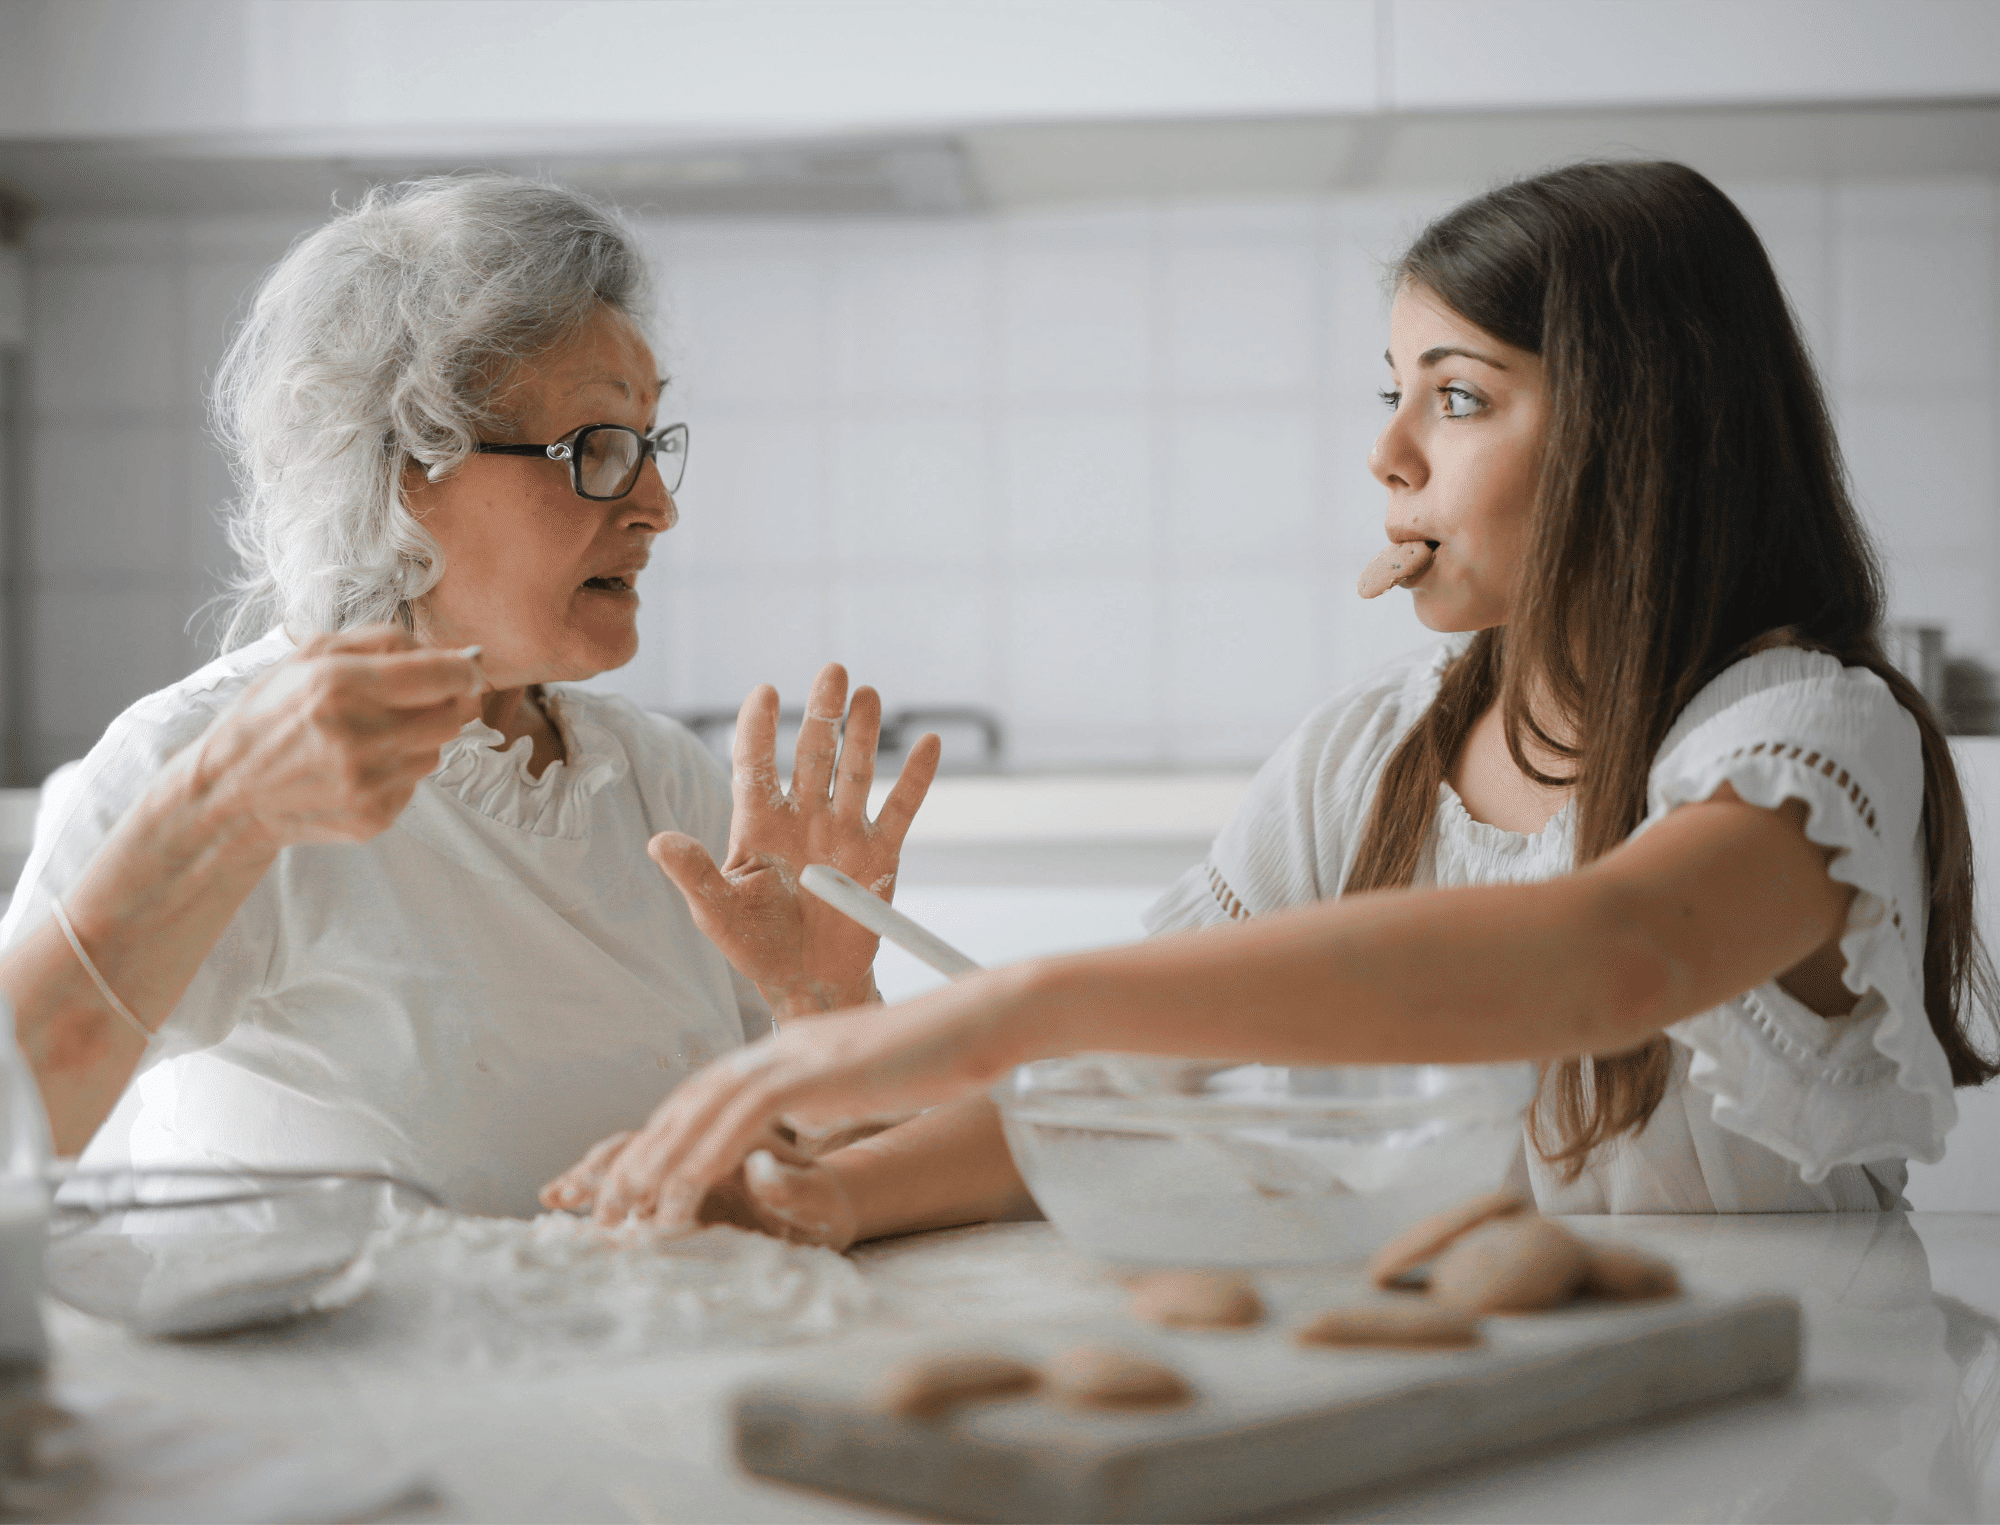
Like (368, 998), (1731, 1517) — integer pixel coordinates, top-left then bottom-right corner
(539, 1121), (863, 1249)
(557, 967), (1038, 1228)
(649, 663), (940, 1019)
(166, 624), (484, 853)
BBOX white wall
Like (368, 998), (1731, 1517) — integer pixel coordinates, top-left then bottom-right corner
(16, 172), (2000, 775)
(16, 214), (284, 773)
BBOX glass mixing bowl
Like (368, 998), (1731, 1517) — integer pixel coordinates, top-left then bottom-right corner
(994, 1057), (1537, 1266)
(45, 1168), (437, 1337)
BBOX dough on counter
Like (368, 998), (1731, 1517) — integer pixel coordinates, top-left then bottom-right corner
(1294, 1301), (1483, 1349)
(877, 1351), (1041, 1420)
(1127, 1270), (1265, 1329)
(1357, 541), (1436, 598)
(1429, 1216), (1591, 1314)
(1045, 1346), (1194, 1410)
(1366, 1191), (1529, 1289)
(1581, 1242), (1681, 1301)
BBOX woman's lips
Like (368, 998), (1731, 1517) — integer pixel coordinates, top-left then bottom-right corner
(1357, 541), (1436, 599)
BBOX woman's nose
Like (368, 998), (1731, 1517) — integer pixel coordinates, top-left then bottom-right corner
(1369, 409), (1426, 492)
(622, 469), (677, 532)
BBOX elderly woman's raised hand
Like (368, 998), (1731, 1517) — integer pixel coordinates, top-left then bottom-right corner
(649, 663), (940, 1019)
(171, 624), (485, 850)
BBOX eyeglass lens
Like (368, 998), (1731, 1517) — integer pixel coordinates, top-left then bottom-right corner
(653, 425), (687, 495)
(576, 425), (687, 499)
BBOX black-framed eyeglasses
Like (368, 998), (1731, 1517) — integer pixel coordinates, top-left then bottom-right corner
(476, 422), (687, 501)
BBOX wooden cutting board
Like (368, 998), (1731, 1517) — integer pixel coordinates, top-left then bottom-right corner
(732, 1288), (1800, 1522)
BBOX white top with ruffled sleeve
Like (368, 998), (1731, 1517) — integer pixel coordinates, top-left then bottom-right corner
(0, 631), (768, 1217)
(1144, 636), (1953, 1213)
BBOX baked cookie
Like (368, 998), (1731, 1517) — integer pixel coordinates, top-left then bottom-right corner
(1127, 1270), (1265, 1329)
(877, 1351), (1041, 1420)
(1581, 1241), (1681, 1301)
(1366, 1191), (1529, 1289)
(1045, 1346), (1194, 1410)
(1429, 1216), (1591, 1314)
(1294, 1301), (1482, 1349)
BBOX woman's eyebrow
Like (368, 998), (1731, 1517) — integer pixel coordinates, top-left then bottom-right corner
(1418, 344), (1508, 370)
(571, 375), (668, 405)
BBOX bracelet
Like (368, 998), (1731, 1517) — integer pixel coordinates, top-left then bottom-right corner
(50, 897), (151, 1044)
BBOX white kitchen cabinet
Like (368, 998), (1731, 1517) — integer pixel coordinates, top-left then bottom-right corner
(3, 0), (1997, 150)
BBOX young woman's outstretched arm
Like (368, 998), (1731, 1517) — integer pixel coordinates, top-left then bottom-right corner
(566, 785), (1851, 1228)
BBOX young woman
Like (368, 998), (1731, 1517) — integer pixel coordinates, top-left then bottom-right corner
(547, 160), (2000, 1235)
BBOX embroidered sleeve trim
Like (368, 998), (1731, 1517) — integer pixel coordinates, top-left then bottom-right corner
(1729, 741), (1879, 835)
(1206, 863), (1251, 922)
(1720, 740), (1906, 945)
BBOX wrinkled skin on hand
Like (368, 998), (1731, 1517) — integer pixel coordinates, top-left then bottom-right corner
(649, 663), (940, 1016)
(171, 624), (484, 849)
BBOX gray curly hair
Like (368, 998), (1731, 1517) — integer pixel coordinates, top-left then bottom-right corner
(212, 173), (652, 649)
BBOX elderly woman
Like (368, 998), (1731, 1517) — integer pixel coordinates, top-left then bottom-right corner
(0, 175), (935, 1217)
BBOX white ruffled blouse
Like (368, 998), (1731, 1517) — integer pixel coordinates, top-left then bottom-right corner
(0, 631), (767, 1217)
(1145, 636), (1954, 1213)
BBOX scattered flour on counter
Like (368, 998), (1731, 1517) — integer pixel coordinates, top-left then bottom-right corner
(365, 1209), (871, 1367)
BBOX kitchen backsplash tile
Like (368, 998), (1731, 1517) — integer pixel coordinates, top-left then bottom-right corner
(1165, 405), (1320, 572)
(29, 422), (187, 578)
(1841, 393), (2000, 649)
(665, 410), (827, 572)
(829, 223), (992, 402)
(1000, 232), (1154, 399)
(1164, 569), (1320, 760)
(180, 430), (238, 582)
(668, 568), (832, 713)
(1836, 195), (1996, 389)
(1163, 233), (1323, 395)
(26, 586), (197, 772)
(827, 413), (992, 570)
(1003, 574), (1159, 735)
(30, 260), (180, 418)
(831, 571), (1001, 724)
(999, 405), (1154, 572)
(19, 174), (2000, 776)
(179, 257), (271, 401)
(661, 240), (829, 408)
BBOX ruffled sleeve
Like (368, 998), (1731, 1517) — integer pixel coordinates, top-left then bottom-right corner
(1644, 647), (1953, 1180)
(1144, 639), (1467, 935)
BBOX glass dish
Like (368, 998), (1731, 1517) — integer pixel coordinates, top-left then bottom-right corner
(45, 1168), (436, 1338)
(994, 1056), (1537, 1266)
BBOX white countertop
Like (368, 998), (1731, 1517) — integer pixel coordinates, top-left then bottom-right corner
(38, 1212), (2000, 1523)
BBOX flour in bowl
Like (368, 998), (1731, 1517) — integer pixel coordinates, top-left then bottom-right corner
(368, 1210), (871, 1366)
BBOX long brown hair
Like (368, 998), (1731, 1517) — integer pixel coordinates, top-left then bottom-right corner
(1344, 161), (1999, 1177)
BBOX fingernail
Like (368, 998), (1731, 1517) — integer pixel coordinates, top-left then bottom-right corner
(745, 1150), (782, 1189)
(457, 644), (483, 660)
